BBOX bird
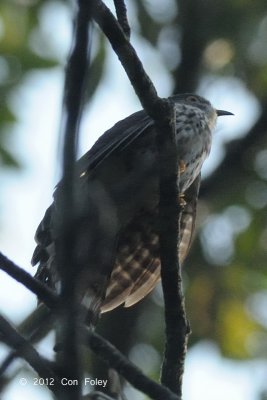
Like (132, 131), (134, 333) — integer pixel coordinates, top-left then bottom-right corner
(31, 94), (232, 321)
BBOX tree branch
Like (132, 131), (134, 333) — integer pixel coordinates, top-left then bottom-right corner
(1, 2), (189, 398)
(0, 252), (58, 309)
(157, 125), (189, 395)
(0, 250), (181, 400)
(113, 0), (131, 39)
(85, 328), (180, 400)
(55, 1), (93, 398)
(92, 0), (188, 395)
(0, 304), (54, 379)
(0, 253), (180, 400)
(0, 314), (61, 396)
(92, 0), (162, 118)
(174, 0), (207, 93)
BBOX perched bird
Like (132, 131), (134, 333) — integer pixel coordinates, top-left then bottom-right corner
(32, 94), (232, 319)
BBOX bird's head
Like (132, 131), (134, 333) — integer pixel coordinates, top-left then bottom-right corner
(171, 93), (233, 130)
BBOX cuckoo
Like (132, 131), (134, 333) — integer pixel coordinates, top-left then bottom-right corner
(32, 94), (232, 319)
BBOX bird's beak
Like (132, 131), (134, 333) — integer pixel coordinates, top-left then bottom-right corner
(216, 109), (234, 116)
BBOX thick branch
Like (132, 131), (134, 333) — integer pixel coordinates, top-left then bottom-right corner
(93, 0), (188, 395)
(174, 0), (207, 93)
(55, 1), (92, 398)
(157, 122), (189, 395)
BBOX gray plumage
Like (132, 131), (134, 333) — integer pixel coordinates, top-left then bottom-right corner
(32, 94), (232, 317)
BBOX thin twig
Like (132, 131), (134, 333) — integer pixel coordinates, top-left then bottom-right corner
(113, 0), (131, 39)
(92, 0), (163, 118)
(0, 351), (17, 377)
(0, 314), (61, 396)
(0, 252), (58, 309)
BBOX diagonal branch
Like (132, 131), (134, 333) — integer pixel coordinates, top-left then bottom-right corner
(92, 0), (161, 117)
(85, 328), (180, 400)
(0, 314), (61, 396)
(0, 304), (54, 378)
(0, 252), (58, 308)
(0, 252), (180, 400)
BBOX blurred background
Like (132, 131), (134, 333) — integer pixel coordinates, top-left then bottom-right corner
(1, 0), (267, 399)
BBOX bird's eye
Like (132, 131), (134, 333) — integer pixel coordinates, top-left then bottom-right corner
(187, 96), (198, 103)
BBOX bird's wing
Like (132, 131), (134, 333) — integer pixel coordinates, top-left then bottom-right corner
(100, 211), (160, 312)
(123, 176), (201, 308)
(31, 111), (153, 300)
(32, 106), (201, 314)
(31, 205), (56, 289)
(101, 175), (201, 312)
(123, 259), (161, 308)
(32, 110), (153, 269)
(101, 258), (161, 312)
(77, 110), (153, 172)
